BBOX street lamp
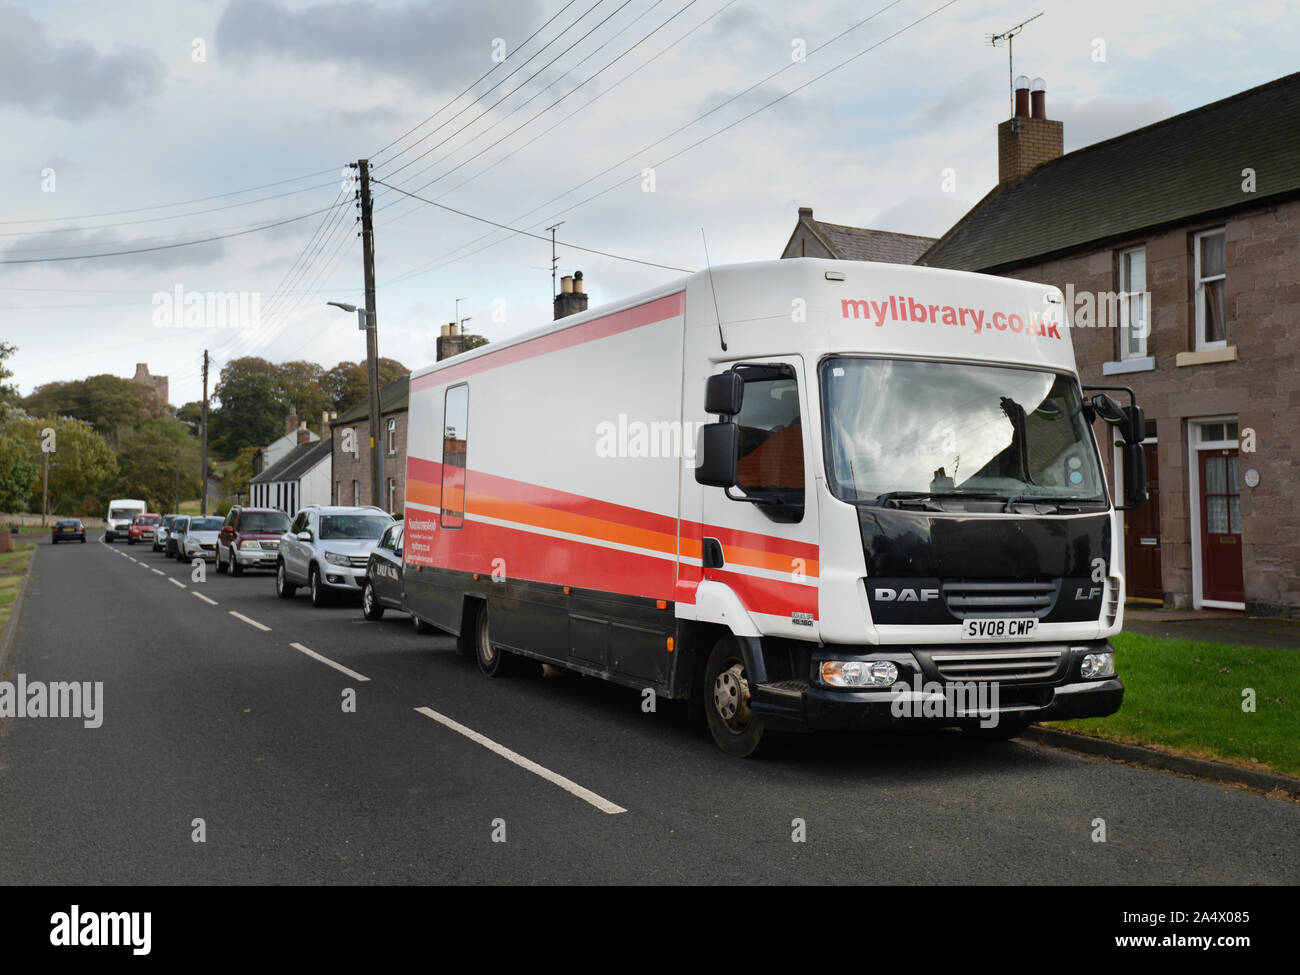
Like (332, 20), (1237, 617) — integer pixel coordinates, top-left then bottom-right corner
(327, 300), (384, 510)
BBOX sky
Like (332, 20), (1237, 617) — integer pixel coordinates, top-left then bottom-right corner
(3, 0), (1297, 408)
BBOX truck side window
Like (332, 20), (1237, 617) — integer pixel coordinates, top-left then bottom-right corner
(734, 368), (804, 506)
(441, 384), (469, 529)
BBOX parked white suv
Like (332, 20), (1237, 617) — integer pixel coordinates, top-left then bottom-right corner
(275, 505), (394, 607)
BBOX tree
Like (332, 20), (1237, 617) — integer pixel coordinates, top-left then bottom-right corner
(222, 445), (259, 500)
(210, 358), (282, 456)
(115, 417), (202, 512)
(22, 374), (152, 441)
(32, 414), (119, 514)
(176, 401), (203, 427)
(0, 342), (18, 408)
(276, 360), (332, 424)
(0, 428), (39, 512)
(463, 334), (490, 352)
(322, 358), (409, 415)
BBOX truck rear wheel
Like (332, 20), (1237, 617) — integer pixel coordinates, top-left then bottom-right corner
(472, 603), (528, 677)
(704, 638), (768, 758)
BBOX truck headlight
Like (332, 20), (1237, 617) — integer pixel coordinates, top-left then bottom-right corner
(1080, 652), (1115, 679)
(324, 551), (351, 566)
(820, 660), (899, 688)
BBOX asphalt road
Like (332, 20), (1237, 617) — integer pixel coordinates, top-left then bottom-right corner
(1, 534), (1296, 885)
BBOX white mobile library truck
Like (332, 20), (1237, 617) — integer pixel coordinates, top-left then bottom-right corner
(403, 258), (1147, 756)
(104, 498), (147, 542)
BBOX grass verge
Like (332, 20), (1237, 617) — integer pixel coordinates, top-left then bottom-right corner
(1048, 631), (1299, 778)
(0, 541), (36, 634)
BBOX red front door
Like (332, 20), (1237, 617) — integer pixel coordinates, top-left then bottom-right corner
(1199, 448), (1244, 603)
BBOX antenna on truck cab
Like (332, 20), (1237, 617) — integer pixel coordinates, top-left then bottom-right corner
(700, 228), (726, 351)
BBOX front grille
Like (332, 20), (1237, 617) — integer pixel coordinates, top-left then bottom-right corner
(347, 555), (369, 568)
(942, 579), (1057, 619)
(262, 540), (279, 551)
(930, 649), (1063, 682)
(200, 543), (215, 550)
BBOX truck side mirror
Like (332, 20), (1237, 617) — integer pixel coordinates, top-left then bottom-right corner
(695, 422), (739, 487)
(1091, 392), (1127, 428)
(1123, 441), (1149, 506)
(1121, 404), (1145, 446)
(704, 372), (744, 416)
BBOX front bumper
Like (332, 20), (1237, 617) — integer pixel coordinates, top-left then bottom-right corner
(234, 547), (280, 568)
(319, 563), (367, 590)
(748, 639), (1123, 733)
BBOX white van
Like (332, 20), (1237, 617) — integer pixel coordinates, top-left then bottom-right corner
(104, 499), (147, 542)
(402, 258), (1148, 755)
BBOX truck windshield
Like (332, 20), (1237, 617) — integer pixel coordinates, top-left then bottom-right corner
(819, 357), (1106, 504)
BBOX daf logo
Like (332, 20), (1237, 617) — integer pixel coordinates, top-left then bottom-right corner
(1075, 586), (1102, 600)
(875, 587), (939, 602)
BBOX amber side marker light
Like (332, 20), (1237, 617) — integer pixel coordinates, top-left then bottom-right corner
(656, 599), (667, 609)
(666, 637), (674, 653)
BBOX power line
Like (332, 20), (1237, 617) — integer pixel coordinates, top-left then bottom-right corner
(378, 0), (630, 181)
(0, 168), (338, 226)
(0, 179), (339, 238)
(0, 202), (349, 265)
(373, 178), (691, 272)
(371, 0), (582, 163)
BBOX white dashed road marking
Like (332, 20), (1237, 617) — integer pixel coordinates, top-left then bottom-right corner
(228, 611), (270, 632)
(289, 643), (369, 682)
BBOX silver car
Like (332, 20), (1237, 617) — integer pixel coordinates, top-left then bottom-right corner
(176, 515), (223, 563)
(275, 505), (394, 608)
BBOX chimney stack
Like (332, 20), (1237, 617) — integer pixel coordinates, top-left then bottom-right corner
(997, 76), (1062, 184)
(554, 270), (590, 320)
(297, 421), (311, 445)
(321, 411), (335, 439)
(284, 411), (298, 436)
(437, 321), (466, 360)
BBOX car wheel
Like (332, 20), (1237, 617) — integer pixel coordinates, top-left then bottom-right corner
(362, 581), (385, 620)
(215, 548), (228, 574)
(275, 561), (297, 599)
(704, 638), (770, 758)
(229, 552), (243, 577)
(51, 538), (57, 545)
(80, 537), (86, 543)
(309, 566), (332, 608)
(127, 537), (134, 545)
(961, 714), (1032, 741)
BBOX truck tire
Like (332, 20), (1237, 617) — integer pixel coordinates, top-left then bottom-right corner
(704, 637), (769, 758)
(471, 602), (525, 677)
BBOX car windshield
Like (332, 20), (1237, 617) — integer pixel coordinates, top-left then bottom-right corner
(320, 515), (393, 540)
(57, 521), (78, 527)
(820, 357), (1106, 503)
(240, 513), (290, 532)
(190, 518), (224, 531)
(136, 515), (159, 524)
(110, 508), (140, 519)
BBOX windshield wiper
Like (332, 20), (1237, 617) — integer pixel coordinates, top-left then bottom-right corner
(873, 491), (1005, 509)
(1002, 495), (1109, 513)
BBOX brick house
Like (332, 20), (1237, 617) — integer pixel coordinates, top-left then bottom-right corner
(781, 207), (936, 263)
(330, 375), (409, 514)
(920, 73), (1300, 616)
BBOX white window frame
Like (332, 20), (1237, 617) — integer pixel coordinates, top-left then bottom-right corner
(1193, 228), (1226, 351)
(1118, 245), (1148, 360)
(1186, 416), (1243, 611)
(387, 418), (397, 455)
(387, 477), (396, 513)
(352, 479), (359, 506)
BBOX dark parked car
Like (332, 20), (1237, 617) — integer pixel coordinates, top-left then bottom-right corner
(362, 523), (404, 620)
(216, 506), (291, 576)
(51, 518), (86, 544)
(164, 516), (187, 558)
(154, 514), (183, 553)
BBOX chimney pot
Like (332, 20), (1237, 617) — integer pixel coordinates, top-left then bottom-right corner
(560, 274), (574, 294)
(573, 270), (583, 294)
(1030, 77), (1046, 119)
(1013, 75), (1031, 118)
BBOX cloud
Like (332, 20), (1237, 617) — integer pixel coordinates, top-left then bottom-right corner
(0, 4), (164, 120)
(2, 225), (228, 272)
(869, 194), (974, 239)
(215, 0), (542, 92)
(1056, 95), (1177, 152)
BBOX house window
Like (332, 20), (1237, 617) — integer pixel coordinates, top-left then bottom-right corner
(1194, 228), (1226, 349)
(387, 418), (397, 454)
(352, 480), (359, 506)
(387, 477), (396, 514)
(1118, 246), (1147, 360)
(335, 481), (341, 504)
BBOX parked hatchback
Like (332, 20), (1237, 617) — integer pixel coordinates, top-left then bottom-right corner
(276, 505), (394, 607)
(216, 506), (291, 576)
(128, 513), (161, 545)
(51, 518), (86, 544)
(154, 514), (182, 553)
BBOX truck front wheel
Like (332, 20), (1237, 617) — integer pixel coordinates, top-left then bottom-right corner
(704, 638), (768, 758)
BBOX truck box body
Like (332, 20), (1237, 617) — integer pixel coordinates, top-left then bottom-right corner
(404, 259), (1128, 744)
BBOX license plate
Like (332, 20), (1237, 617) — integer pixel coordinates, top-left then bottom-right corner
(962, 617), (1038, 641)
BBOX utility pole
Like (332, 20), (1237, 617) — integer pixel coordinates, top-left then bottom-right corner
(174, 449), (181, 513)
(356, 159), (384, 509)
(201, 349), (209, 515)
(41, 451), (49, 527)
